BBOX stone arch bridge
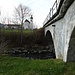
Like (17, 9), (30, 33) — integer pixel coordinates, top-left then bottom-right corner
(43, 0), (75, 62)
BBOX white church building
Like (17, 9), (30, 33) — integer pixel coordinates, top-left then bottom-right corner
(23, 15), (33, 30)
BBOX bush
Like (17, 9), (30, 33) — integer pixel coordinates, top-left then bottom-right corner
(0, 28), (47, 47)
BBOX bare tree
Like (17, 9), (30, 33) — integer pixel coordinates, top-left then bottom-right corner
(13, 4), (31, 45)
(0, 15), (11, 24)
(1, 17), (6, 24)
(16, 4), (30, 23)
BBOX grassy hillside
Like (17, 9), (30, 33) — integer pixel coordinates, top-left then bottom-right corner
(0, 28), (47, 47)
(0, 55), (75, 75)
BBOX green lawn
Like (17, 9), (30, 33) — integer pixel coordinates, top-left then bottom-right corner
(1, 29), (33, 34)
(0, 55), (75, 75)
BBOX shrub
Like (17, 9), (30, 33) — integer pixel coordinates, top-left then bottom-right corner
(0, 28), (52, 50)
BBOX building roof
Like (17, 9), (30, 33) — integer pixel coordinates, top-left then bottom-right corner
(0, 23), (5, 27)
(25, 19), (30, 23)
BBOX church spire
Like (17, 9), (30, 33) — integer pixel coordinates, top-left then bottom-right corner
(30, 15), (33, 30)
(30, 15), (33, 21)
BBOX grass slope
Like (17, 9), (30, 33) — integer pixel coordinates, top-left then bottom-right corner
(0, 55), (75, 75)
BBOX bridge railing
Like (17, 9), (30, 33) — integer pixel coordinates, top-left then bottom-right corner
(43, 0), (60, 25)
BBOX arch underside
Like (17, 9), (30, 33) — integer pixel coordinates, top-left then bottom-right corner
(46, 30), (53, 45)
(46, 30), (56, 58)
(67, 27), (75, 62)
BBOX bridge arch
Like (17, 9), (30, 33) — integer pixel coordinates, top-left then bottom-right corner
(45, 30), (56, 58)
(46, 30), (53, 44)
(67, 27), (75, 62)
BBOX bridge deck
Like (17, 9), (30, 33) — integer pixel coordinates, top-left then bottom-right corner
(43, 0), (74, 27)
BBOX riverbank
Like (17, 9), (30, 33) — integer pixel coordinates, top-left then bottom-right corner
(0, 55), (75, 75)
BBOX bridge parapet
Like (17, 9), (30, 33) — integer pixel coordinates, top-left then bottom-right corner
(43, 0), (61, 25)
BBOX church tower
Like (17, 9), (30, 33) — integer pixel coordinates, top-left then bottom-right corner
(30, 15), (33, 30)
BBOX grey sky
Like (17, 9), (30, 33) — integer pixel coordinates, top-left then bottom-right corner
(0, 0), (55, 28)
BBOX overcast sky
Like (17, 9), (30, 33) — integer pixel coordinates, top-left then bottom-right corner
(0, 0), (56, 28)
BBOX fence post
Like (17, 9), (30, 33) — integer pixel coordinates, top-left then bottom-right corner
(56, 0), (58, 11)
(52, 7), (53, 17)
(49, 8), (51, 19)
